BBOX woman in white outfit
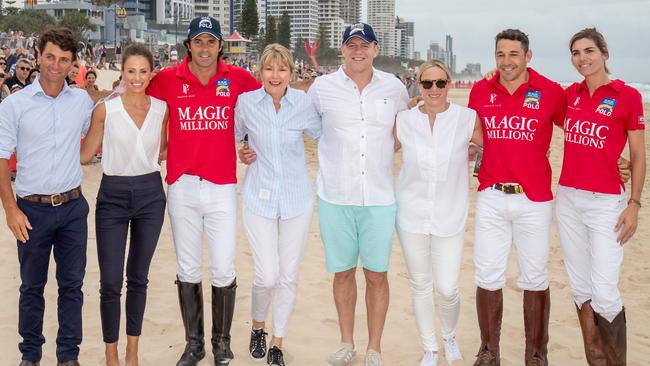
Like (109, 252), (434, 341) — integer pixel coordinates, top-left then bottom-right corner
(81, 44), (168, 366)
(394, 60), (482, 366)
(556, 28), (645, 366)
(234, 43), (321, 366)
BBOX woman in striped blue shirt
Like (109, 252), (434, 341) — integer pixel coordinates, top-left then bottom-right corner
(234, 43), (321, 366)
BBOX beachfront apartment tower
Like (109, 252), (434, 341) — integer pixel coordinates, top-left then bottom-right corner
(265, 0), (319, 49)
(319, 0), (344, 48)
(340, 0), (361, 24)
(395, 17), (414, 59)
(194, 0), (231, 35)
(367, 0), (395, 56)
(232, 0), (267, 36)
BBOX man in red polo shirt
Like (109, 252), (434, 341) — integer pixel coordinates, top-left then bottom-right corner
(468, 29), (566, 366)
(147, 16), (260, 366)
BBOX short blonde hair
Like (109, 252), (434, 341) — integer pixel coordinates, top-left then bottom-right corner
(257, 43), (295, 77)
(416, 59), (452, 83)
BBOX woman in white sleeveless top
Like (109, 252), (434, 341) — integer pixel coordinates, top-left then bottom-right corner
(395, 60), (482, 366)
(81, 44), (169, 366)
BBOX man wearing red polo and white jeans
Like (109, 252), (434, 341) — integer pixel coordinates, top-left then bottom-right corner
(147, 16), (259, 366)
(468, 29), (566, 366)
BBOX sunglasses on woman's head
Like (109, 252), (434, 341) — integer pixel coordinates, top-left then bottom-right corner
(420, 79), (448, 89)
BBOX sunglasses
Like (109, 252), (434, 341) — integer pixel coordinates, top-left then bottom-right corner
(420, 79), (448, 89)
(0, 62), (6, 65)
(19, 67), (31, 72)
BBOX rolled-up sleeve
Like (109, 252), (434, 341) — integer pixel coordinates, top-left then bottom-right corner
(0, 98), (18, 159)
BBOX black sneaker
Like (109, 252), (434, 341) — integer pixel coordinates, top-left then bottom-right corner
(267, 346), (285, 366)
(249, 328), (267, 361)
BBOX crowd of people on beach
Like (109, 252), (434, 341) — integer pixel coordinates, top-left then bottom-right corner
(0, 15), (645, 366)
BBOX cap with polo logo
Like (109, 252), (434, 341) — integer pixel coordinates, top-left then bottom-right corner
(342, 22), (378, 44)
(187, 16), (223, 40)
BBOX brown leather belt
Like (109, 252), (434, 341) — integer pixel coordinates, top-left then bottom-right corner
(20, 186), (82, 206)
(492, 183), (524, 194)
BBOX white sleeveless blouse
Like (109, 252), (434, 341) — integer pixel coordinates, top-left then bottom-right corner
(395, 102), (476, 236)
(101, 96), (166, 176)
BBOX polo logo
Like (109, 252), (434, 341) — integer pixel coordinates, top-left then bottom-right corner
(595, 98), (617, 116)
(349, 23), (365, 35)
(490, 93), (497, 104)
(182, 83), (189, 94)
(639, 116), (645, 125)
(199, 17), (212, 29)
(523, 90), (541, 109)
(573, 96), (580, 107)
(216, 78), (231, 97)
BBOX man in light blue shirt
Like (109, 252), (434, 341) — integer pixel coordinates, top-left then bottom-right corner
(0, 28), (93, 366)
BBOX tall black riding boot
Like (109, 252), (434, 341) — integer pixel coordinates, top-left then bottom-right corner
(176, 279), (205, 366)
(212, 279), (237, 365)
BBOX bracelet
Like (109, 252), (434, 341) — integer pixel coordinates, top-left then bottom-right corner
(628, 198), (642, 208)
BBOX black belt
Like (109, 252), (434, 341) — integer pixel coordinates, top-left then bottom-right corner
(21, 186), (82, 206)
(492, 183), (524, 194)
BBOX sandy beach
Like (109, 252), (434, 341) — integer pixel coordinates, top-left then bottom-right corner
(1, 88), (649, 365)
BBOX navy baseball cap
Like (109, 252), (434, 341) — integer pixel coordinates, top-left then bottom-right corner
(187, 16), (223, 40)
(342, 23), (378, 44)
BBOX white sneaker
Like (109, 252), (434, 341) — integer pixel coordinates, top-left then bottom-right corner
(364, 349), (384, 366)
(327, 342), (356, 366)
(419, 350), (439, 366)
(443, 336), (463, 363)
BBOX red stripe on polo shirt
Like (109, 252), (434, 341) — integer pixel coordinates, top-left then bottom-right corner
(148, 57), (261, 185)
(468, 68), (567, 202)
(560, 80), (645, 194)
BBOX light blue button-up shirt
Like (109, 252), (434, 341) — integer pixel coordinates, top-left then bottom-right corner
(235, 86), (321, 219)
(0, 80), (93, 197)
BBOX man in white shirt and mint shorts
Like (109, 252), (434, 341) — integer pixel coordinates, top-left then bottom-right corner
(308, 23), (409, 366)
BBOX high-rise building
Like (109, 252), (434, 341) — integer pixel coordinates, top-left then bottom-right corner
(339, 0), (360, 24)
(166, 0), (194, 26)
(427, 41), (444, 61)
(319, 0), (344, 48)
(395, 16), (414, 59)
(367, 0), (395, 56)
(265, 0), (319, 48)
(194, 0), (231, 35)
(123, 0), (158, 21)
(445, 34), (456, 73)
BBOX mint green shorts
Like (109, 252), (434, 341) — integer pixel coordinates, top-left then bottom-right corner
(318, 197), (397, 273)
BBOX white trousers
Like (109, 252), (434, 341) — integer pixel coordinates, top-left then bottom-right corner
(556, 185), (626, 322)
(474, 188), (552, 291)
(243, 198), (313, 337)
(397, 227), (464, 352)
(167, 174), (237, 286)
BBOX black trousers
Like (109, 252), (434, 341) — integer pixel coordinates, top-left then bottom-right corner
(96, 172), (166, 343)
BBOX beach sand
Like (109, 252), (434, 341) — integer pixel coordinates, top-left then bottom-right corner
(1, 88), (649, 365)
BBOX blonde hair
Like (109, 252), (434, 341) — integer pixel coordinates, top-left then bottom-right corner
(416, 59), (452, 83)
(257, 43), (295, 78)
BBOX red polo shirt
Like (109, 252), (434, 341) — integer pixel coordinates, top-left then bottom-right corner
(468, 68), (567, 202)
(148, 57), (260, 185)
(560, 80), (645, 194)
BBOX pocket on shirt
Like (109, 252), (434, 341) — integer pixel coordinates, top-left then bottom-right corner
(373, 99), (396, 125)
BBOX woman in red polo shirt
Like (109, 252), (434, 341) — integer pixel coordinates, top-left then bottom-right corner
(556, 28), (645, 366)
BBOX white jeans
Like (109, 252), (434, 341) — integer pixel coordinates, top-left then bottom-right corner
(397, 227), (464, 352)
(167, 174), (237, 286)
(556, 185), (626, 322)
(474, 188), (552, 291)
(243, 198), (313, 337)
